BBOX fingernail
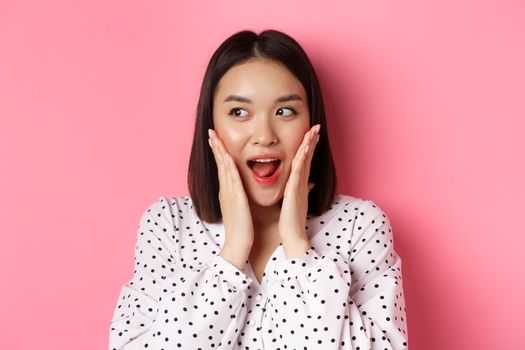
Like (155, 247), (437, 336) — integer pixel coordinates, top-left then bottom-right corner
(208, 129), (212, 138)
(316, 124), (321, 134)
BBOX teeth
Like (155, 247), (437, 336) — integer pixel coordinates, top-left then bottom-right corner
(252, 158), (278, 163)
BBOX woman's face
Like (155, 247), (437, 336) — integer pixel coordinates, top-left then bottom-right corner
(212, 58), (310, 208)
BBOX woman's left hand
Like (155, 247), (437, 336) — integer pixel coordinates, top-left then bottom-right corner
(278, 124), (321, 258)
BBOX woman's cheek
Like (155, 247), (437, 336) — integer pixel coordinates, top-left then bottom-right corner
(216, 129), (237, 155)
(293, 135), (305, 156)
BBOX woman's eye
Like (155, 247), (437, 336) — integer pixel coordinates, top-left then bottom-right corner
(277, 107), (297, 117)
(228, 107), (297, 118)
(228, 108), (249, 118)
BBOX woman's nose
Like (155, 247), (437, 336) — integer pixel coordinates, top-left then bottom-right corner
(252, 118), (278, 146)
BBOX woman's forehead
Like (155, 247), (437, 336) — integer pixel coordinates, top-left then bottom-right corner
(215, 60), (306, 103)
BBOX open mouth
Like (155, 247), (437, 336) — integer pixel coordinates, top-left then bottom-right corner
(247, 159), (282, 178)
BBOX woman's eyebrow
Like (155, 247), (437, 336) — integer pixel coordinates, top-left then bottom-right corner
(223, 94), (303, 103)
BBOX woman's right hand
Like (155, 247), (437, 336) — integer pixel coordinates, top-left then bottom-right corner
(208, 129), (254, 270)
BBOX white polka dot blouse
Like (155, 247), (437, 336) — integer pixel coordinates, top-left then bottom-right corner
(109, 193), (408, 349)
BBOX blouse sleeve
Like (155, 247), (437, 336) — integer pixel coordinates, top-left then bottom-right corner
(265, 200), (409, 349)
(108, 197), (253, 350)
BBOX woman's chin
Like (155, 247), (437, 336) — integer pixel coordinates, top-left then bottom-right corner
(247, 187), (283, 208)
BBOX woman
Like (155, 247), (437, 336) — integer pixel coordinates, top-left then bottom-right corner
(109, 29), (408, 349)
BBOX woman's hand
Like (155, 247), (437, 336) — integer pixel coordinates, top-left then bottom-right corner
(208, 129), (254, 269)
(278, 124), (321, 259)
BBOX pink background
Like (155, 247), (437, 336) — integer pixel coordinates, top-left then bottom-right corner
(1, 1), (524, 349)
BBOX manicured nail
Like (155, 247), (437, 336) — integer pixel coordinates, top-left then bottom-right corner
(315, 124), (321, 134)
(208, 129), (212, 138)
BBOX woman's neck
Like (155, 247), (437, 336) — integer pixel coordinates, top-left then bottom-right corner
(249, 198), (282, 230)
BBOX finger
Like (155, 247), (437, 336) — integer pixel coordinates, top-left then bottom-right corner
(295, 127), (313, 158)
(211, 132), (237, 195)
(305, 133), (320, 176)
(300, 141), (311, 178)
(288, 143), (307, 190)
(294, 127), (313, 164)
(212, 132), (235, 183)
(214, 137), (249, 202)
(208, 129), (222, 164)
(302, 124), (320, 159)
(208, 129), (227, 187)
(307, 124), (320, 152)
(213, 133), (246, 199)
(218, 144), (250, 206)
(223, 151), (236, 186)
(226, 154), (247, 201)
(226, 152), (244, 188)
(209, 136), (223, 172)
(288, 125), (319, 189)
(304, 124), (320, 173)
(291, 143), (307, 171)
(308, 131), (320, 159)
(302, 127), (315, 147)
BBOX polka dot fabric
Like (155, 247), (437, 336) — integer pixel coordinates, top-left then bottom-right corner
(109, 193), (408, 349)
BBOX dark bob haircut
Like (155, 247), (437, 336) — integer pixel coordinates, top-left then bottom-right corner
(188, 29), (337, 223)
